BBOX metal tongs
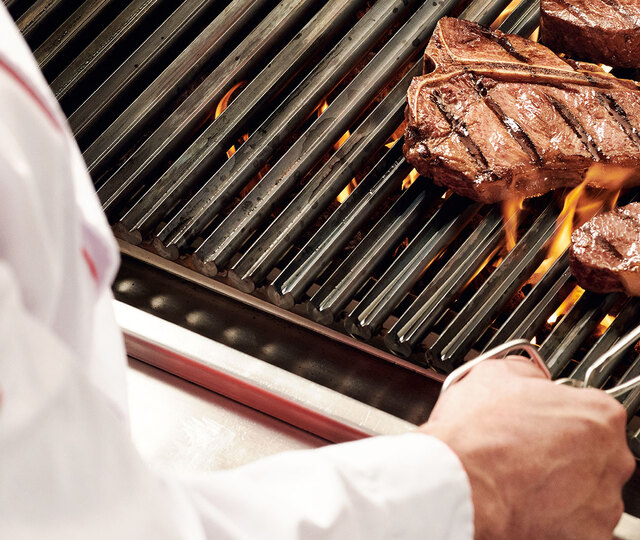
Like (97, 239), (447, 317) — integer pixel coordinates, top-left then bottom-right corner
(441, 325), (640, 398)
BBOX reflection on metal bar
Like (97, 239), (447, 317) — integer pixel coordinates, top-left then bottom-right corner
(85, 0), (269, 178)
(269, 141), (410, 308)
(484, 251), (571, 350)
(115, 0), (365, 242)
(459, 0), (512, 23)
(17, 0), (66, 42)
(308, 180), (436, 325)
(428, 204), (559, 373)
(34, 0), (118, 74)
(498, 0), (540, 36)
(385, 209), (503, 359)
(345, 195), (479, 340)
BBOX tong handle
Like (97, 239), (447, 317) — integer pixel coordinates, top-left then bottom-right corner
(441, 339), (551, 394)
(444, 325), (640, 399)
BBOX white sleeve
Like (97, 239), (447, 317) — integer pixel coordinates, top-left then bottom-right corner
(0, 257), (473, 540)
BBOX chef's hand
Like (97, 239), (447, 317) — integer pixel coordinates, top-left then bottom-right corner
(420, 357), (636, 540)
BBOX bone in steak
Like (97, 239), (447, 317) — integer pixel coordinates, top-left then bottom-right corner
(541, 0), (640, 69)
(570, 202), (640, 296)
(403, 18), (640, 204)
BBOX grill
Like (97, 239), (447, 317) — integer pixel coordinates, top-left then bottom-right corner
(10, 0), (640, 526)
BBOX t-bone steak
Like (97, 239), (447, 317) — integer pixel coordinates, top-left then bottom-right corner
(570, 202), (640, 296)
(541, 0), (640, 69)
(403, 17), (640, 204)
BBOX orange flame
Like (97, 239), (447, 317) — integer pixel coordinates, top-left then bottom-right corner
(335, 130), (351, 150)
(318, 98), (357, 203)
(385, 122), (406, 148)
(463, 249), (502, 290)
(491, 0), (521, 29)
(501, 198), (524, 251)
(337, 178), (358, 204)
(532, 165), (633, 281)
(403, 169), (420, 190)
(215, 82), (247, 158)
(596, 314), (616, 336)
(548, 286), (584, 325)
(318, 98), (352, 151)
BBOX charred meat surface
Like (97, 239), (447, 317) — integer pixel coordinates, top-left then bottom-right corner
(541, 0), (640, 69)
(570, 202), (640, 295)
(404, 18), (640, 204)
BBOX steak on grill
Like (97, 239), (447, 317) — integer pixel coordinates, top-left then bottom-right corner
(541, 0), (640, 69)
(403, 18), (640, 204)
(570, 202), (640, 296)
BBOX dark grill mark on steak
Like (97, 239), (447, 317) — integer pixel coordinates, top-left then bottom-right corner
(616, 206), (640, 227)
(471, 76), (543, 165)
(594, 234), (626, 261)
(570, 203), (640, 296)
(477, 27), (532, 64)
(597, 93), (640, 150)
(544, 93), (606, 160)
(430, 89), (489, 168)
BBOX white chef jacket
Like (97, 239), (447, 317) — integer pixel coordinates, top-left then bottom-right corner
(0, 5), (474, 539)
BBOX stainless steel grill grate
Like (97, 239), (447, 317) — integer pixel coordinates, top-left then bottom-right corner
(10, 0), (640, 479)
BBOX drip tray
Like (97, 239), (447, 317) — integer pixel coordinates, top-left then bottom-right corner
(114, 243), (443, 428)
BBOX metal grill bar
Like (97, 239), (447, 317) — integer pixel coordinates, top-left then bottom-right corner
(344, 196), (480, 340)
(180, 0), (515, 272)
(152, 0), (428, 257)
(84, 0), (269, 178)
(17, 0), (67, 42)
(67, 0), (215, 144)
(34, 0), (118, 75)
(500, 0), (540, 36)
(540, 291), (623, 378)
(571, 299), (640, 384)
(483, 251), (572, 349)
(190, 0), (465, 275)
(384, 209), (504, 359)
(267, 0), (534, 350)
(268, 141), (411, 309)
(222, 65), (420, 287)
(307, 180), (436, 325)
(99, 0), (326, 217)
(427, 203), (559, 373)
(621, 357), (640, 417)
(540, 291), (622, 377)
(459, 0), (513, 22)
(114, 0), (364, 244)
(53, 0), (166, 110)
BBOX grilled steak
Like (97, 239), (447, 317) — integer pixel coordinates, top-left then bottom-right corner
(570, 202), (640, 296)
(404, 18), (640, 204)
(541, 0), (640, 69)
